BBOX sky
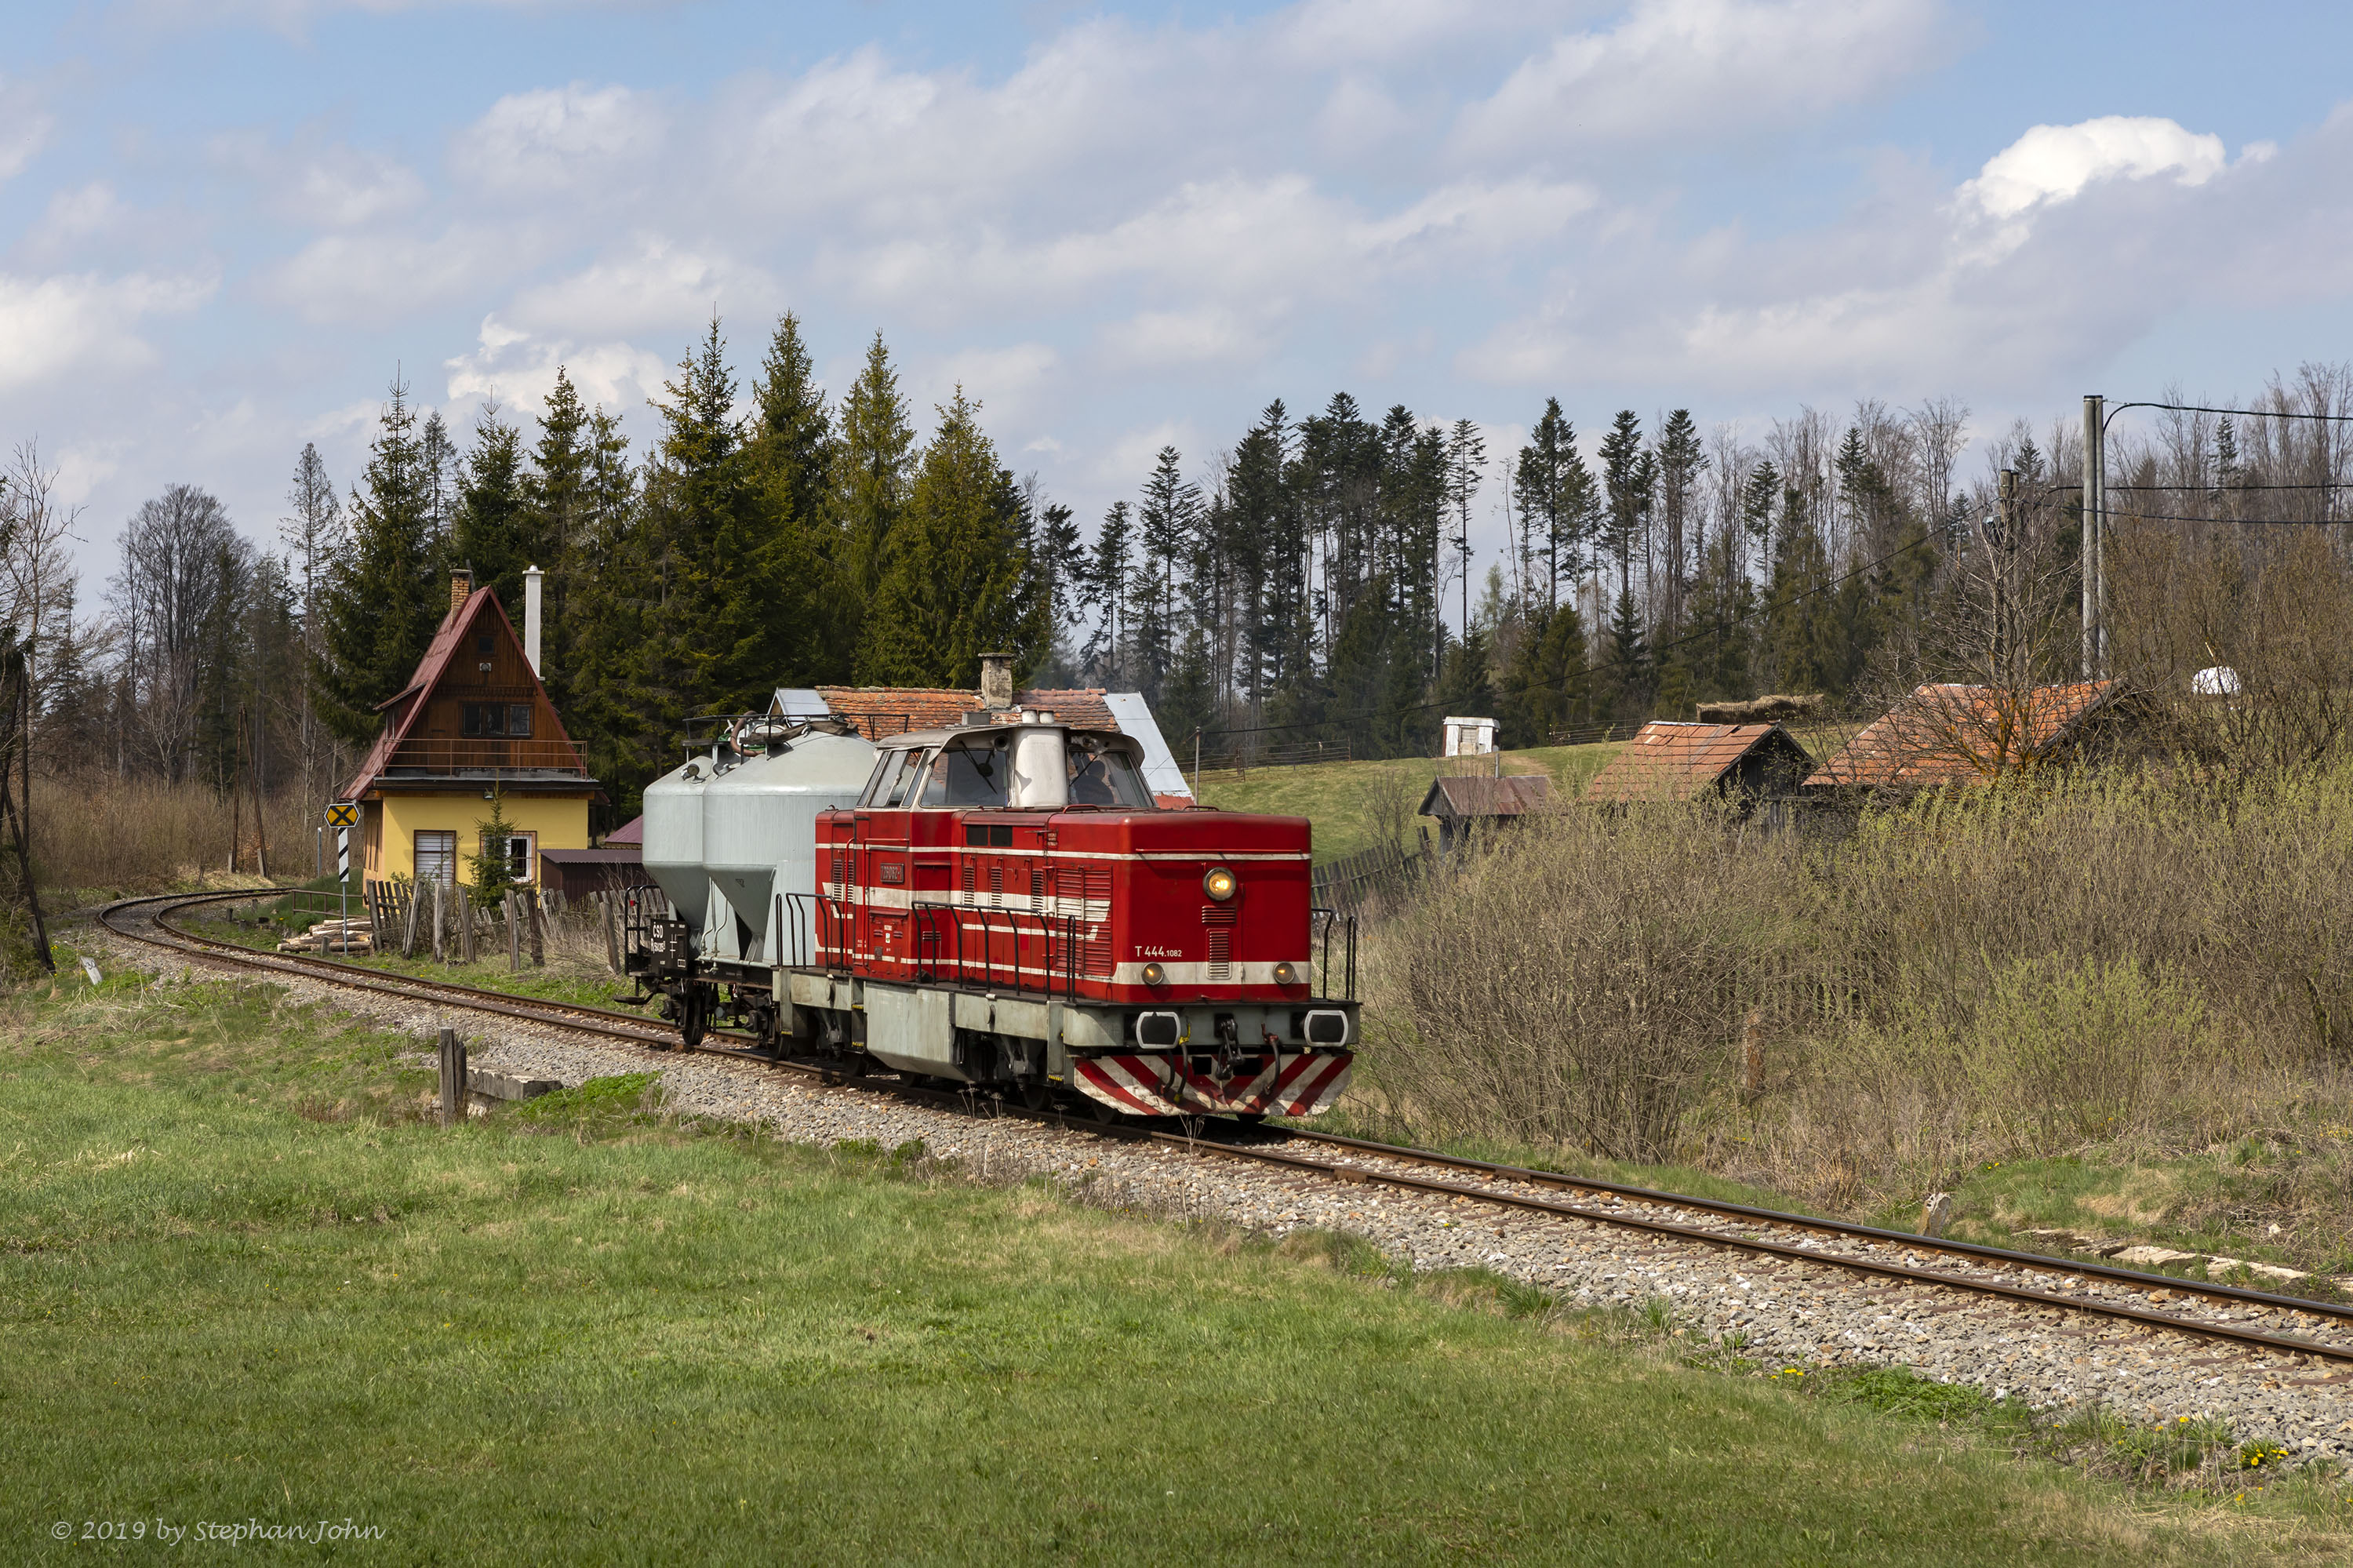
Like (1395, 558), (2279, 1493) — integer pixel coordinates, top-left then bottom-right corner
(6, 0), (2353, 624)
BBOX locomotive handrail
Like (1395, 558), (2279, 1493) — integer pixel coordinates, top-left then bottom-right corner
(783, 891), (855, 973)
(1310, 906), (1358, 1002)
(909, 898), (1079, 1002)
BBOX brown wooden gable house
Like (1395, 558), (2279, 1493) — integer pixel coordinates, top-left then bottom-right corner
(1584, 721), (1815, 817)
(336, 571), (598, 893)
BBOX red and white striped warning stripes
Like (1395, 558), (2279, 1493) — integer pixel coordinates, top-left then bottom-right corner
(1071, 1051), (1354, 1119)
(1269, 1051), (1352, 1116)
(1073, 1055), (1181, 1116)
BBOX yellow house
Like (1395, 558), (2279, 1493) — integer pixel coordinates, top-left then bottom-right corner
(336, 571), (597, 892)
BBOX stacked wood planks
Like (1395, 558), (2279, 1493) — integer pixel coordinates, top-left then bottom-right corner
(278, 918), (374, 955)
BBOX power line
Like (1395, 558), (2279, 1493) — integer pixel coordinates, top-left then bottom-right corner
(2108, 508), (2352, 528)
(2115, 399), (2353, 426)
(2108, 482), (2344, 492)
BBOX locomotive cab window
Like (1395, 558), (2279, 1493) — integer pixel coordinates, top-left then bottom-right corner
(1067, 740), (1154, 808)
(461, 703), (533, 737)
(867, 748), (926, 809)
(918, 738), (1010, 808)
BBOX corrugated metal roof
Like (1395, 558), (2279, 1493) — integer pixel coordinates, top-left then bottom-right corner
(1101, 691), (1192, 802)
(1806, 680), (2118, 788)
(1584, 722), (1809, 802)
(1417, 774), (1552, 820)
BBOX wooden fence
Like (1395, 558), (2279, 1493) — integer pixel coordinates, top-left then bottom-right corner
(1309, 829), (1433, 917)
(362, 879), (632, 970)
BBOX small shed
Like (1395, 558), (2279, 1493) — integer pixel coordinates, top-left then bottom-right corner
(536, 846), (646, 898)
(1441, 716), (1497, 757)
(1417, 773), (1551, 854)
(1584, 722), (1813, 813)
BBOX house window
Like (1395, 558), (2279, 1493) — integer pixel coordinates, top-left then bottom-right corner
(484, 830), (536, 885)
(461, 703), (535, 737)
(413, 830), (457, 885)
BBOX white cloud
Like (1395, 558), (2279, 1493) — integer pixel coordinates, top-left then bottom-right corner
(456, 83), (665, 195)
(1099, 307), (1263, 371)
(505, 235), (775, 339)
(212, 132), (431, 228)
(442, 315), (669, 420)
(1453, 0), (1945, 156)
(1958, 115), (2228, 219)
(0, 271), (213, 394)
(268, 224), (542, 324)
(0, 78), (55, 184)
(33, 185), (133, 254)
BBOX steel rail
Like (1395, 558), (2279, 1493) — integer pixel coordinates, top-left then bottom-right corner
(1273, 1128), (2353, 1328)
(95, 890), (2353, 1367)
(101, 890), (689, 1046)
(1138, 1133), (2353, 1366)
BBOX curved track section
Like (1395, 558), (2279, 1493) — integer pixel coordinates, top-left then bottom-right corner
(96, 888), (2353, 1367)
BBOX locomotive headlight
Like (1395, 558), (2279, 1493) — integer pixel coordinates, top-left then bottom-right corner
(1202, 866), (1237, 901)
(1272, 961), (1298, 985)
(1140, 962), (1167, 987)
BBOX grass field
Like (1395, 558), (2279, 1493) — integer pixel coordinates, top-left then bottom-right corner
(5, 951), (2348, 1563)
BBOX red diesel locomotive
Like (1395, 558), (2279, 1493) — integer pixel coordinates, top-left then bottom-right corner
(630, 711), (1357, 1120)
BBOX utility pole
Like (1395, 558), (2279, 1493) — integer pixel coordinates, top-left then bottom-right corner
(1995, 468), (2018, 686)
(2081, 395), (2104, 680)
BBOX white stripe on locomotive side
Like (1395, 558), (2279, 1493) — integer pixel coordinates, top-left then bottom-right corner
(832, 843), (1309, 864)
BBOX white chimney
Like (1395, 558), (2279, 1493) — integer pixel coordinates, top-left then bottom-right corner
(523, 565), (544, 677)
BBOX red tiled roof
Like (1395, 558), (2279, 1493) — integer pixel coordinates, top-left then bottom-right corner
(1417, 774), (1552, 820)
(1585, 722), (1809, 803)
(336, 588), (585, 801)
(814, 686), (1118, 740)
(602, 816), (643, 846)
(1806, 680), (2118, 788)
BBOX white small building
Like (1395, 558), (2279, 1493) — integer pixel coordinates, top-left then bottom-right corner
(1441, 716), (1498, 757)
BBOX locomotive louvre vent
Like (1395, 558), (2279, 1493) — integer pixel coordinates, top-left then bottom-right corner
(1202, 903), (1235, 979)
(1030, 866), (1046, 908)
(961, 860), (977, 899)
(987, 861), (1004, 907)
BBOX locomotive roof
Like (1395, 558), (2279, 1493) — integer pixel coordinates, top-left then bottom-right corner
(875, 719), (1140, 754)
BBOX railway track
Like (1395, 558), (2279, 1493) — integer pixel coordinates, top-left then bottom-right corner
(95, 887), (2353, 1373)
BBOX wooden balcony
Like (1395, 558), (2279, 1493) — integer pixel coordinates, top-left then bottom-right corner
(383, 737), (590, 777)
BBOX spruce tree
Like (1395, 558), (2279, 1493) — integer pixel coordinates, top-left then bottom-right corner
(1598, 410), (1647, 604)
(1133, 446), (1202, 704)
(1513, 398), (1589, 613)
(315, 377), (442, 745)
(557, 406), (651, 812)
(455, 408), (529, 607)
(733, 311), (846, 688)
(1655, 409), (1706, 636)
(834, 333), (915, 649)
(1081, 500), (1132, 684)
(856, 389), (1044, 686)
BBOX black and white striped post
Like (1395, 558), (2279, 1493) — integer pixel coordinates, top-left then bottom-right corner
(324, 802), (361, 956)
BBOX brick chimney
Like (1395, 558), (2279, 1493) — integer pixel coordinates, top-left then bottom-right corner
(978, 651), (1015, 711)
(449, 569), (474, 615)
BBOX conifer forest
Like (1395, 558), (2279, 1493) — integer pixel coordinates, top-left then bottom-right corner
(16, 311), (2353, 820)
